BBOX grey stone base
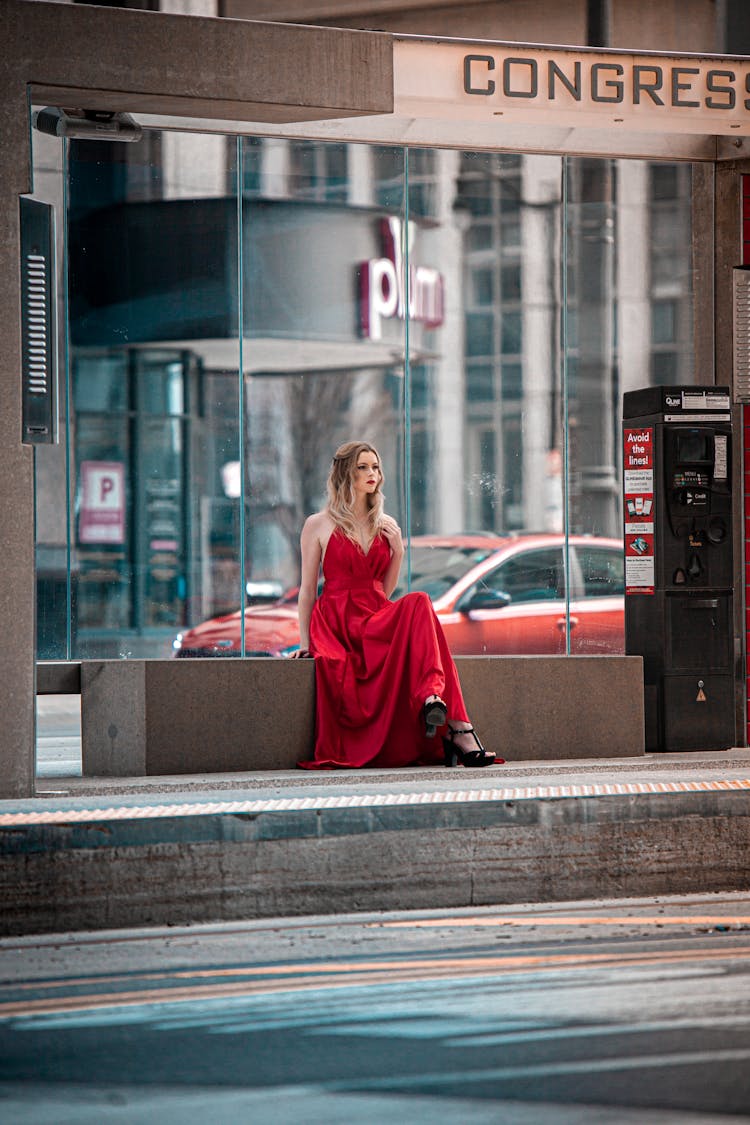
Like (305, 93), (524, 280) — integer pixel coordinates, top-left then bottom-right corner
(1, 787), (747, 936)
(79, 656), (644, 777)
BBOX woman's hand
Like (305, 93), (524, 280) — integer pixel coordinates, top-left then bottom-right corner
(380, 516), (404, 557)
(290, 648), (314, 659)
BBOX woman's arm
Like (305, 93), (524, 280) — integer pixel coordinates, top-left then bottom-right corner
(380, 516), (405, 598)
(294, 515), (323, 654)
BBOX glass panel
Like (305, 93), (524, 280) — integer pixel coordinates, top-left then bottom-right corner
(239, 139), (406, 655)
(32, 117), (708, 676)
(64, 129), (242, 658)
(407, 149), (567, 655)
(562, 156), (699, 655)
(572, 545), (625, 598)
(74, 413), (132, 641)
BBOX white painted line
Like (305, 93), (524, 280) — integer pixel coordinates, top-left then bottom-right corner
(336, 1048), (750, 1091)
(0, 777), (748, 827)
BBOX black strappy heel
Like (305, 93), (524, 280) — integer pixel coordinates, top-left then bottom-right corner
(442, 726), (500, 767)
(423, 697), (447, 738)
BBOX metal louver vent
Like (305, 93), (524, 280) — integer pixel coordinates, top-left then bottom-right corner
(25, 253), (48, 395)
(733, 267), (750, 403)
(20, 197), (56, 443)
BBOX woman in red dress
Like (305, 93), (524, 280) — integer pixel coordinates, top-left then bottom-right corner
(294, 440), (501, 770)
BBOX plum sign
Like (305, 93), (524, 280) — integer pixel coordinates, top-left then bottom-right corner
(359, 217), (444, 341)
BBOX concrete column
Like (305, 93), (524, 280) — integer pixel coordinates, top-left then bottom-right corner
(347, 143), (374, 207)
(260, 139), (292, 200)
(615, 159), (651, 400)
(421, 148), (465, 534)
(714, 160), (747, 746)
(692, 162), (715, 384)
(162, 133), (229, 200)
(567, 158), (618, 536)
(521, 155), (563, 531)
(0, 87), (35, 797)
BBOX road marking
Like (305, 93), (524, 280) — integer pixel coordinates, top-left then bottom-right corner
(329, 1048), (750, 1091)
(449, 1015), (750, 1048)
(378, 915), (750, 928)
(3, 944), (750, 1020)
(1, 776), (749, 825)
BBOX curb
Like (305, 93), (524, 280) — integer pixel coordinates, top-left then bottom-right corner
(1, 782), (749, 935)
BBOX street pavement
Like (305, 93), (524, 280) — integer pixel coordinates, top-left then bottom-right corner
(1, 895), (749, 1122)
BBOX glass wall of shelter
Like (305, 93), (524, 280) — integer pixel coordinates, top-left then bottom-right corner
(30, 123), (700, 662)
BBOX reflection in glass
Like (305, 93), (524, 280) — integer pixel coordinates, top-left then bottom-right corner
(65, 130), (241, 657)
(74, 414), (131, 636)
(31, 122), (702, 663)
(241, 139), (406, 622)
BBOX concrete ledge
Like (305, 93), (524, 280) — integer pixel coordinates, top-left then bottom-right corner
(81, 659), (316, 776)
(36, 661), (81, 695)
(456, 656), (644, 760)
(76, 656), (644, 776)
(0, 786), (746, 935)
(78, 655), (644, 776)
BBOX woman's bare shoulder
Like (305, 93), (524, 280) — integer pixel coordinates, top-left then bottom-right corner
(302, 511), (334, 540)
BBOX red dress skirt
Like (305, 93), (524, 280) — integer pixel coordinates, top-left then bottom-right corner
(298, 528), (470, 769)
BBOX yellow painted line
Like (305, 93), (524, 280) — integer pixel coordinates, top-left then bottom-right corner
(7, 921), (748, 997)
(3, 945), (750, 1020)
(378, 914), (750, 929)
(1, 776), (749, 826)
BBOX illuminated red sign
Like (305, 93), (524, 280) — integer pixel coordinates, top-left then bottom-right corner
(359, 217), (444, 340)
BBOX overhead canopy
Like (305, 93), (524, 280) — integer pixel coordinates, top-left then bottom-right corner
(133, 36), (750, 162)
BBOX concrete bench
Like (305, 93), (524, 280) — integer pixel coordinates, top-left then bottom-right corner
(37, 655), (644, 776)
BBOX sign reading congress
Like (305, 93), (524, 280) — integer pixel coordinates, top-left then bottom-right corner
(394, 38), (750, 136)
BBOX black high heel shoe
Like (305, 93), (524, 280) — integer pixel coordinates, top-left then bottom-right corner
(442, 726), (500, 767)
(423, 697), (447, 738)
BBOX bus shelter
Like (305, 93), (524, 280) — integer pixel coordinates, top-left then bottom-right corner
(1, 0), (748, 795)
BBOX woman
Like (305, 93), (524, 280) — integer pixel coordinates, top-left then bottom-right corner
(293, 440), (501, 770)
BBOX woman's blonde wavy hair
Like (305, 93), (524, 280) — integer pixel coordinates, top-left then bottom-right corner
(327, 440), (386, 543)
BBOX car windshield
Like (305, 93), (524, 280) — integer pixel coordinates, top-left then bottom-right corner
(391, 545), (498, 601)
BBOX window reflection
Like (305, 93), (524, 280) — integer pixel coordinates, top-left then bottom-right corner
(30, 125), (700, 661)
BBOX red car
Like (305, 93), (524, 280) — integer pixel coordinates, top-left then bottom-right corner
(173, 533), (624, 658)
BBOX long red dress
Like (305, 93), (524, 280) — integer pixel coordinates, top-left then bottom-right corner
(298, 528), (470, 769)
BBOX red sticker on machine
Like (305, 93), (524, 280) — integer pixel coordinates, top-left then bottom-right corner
(625, 531), (654, 557)
(623, 428), (653, 471)
(623, 427), (654, 595)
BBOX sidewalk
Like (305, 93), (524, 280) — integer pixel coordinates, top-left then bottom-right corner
(2, 698), (748, 938)
(31, 694), (750, 802)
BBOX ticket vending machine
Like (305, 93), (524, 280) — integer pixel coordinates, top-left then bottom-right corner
(622, 386), (734, 751)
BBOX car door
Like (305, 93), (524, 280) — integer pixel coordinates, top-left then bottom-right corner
(452, 546), (567, 655)
(568, 543), (625, 654)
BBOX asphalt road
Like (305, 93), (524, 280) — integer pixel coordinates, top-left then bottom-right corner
(1, 894), (749, 1123)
